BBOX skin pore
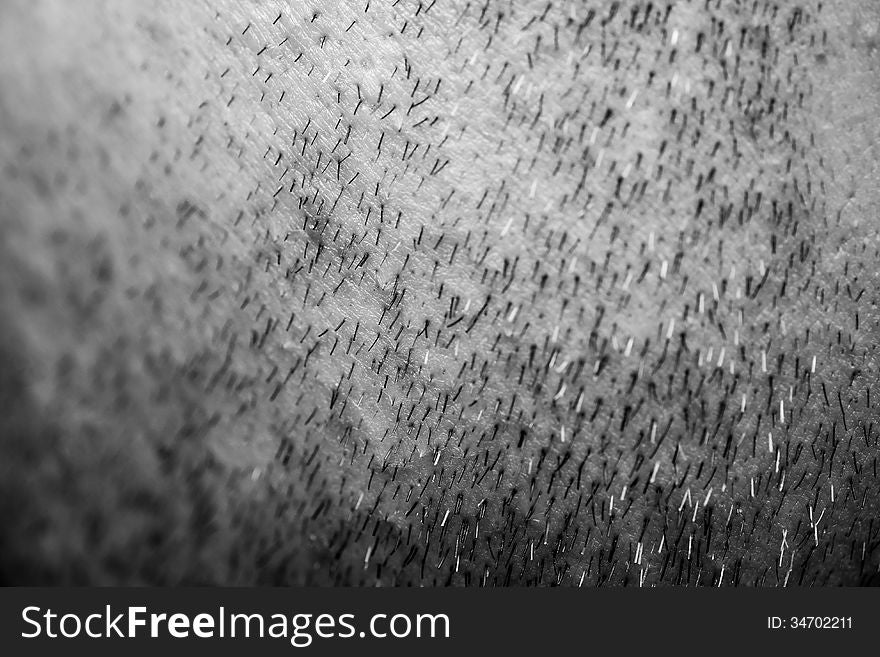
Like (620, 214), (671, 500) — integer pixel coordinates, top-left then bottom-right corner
(1, 0), (879, 585)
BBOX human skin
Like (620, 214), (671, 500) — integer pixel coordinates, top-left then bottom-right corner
(0, 0), (879, 585)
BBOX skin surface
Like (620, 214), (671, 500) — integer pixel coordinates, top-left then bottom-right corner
(1, 0), (879, 585)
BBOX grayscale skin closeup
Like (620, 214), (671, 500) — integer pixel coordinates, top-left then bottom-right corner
(0, 0), (879, 585)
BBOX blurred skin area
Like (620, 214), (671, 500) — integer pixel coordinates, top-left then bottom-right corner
(1, 0), (879, 585)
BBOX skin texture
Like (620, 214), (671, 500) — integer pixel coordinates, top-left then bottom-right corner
(1, 0), (879, 585)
